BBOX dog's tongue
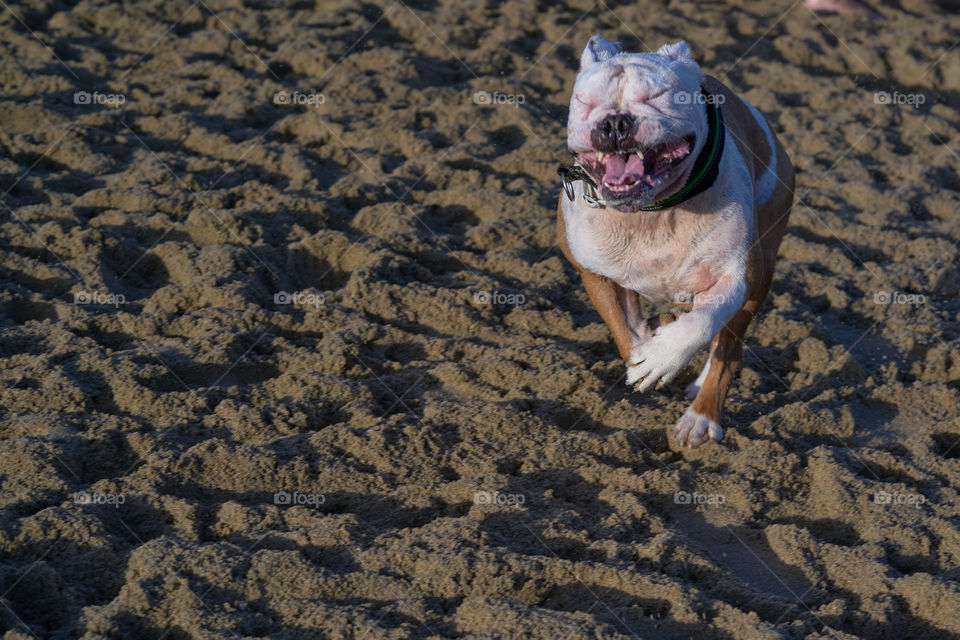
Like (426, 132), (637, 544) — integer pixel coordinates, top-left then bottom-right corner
(603, 153), (645, 186)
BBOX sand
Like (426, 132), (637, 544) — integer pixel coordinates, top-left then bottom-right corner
(1, 0), (959, 637)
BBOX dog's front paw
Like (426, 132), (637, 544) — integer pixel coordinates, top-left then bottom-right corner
(626, 329), (696, 393)
(673, 407), (722, 448)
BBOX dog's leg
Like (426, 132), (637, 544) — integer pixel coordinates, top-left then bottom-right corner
(674, 246), (780, 447)
(673, 308), (753, 447)
(580, 270), (637, 362)
(627, 274), (745, 391)
(620, 286), (673, 345)
(684, 338), (718, 400)
(566, 253), (668, 366)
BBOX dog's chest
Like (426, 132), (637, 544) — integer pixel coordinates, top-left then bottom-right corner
(562, 197), (735, 302)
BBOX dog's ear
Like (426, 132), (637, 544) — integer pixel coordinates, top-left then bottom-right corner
(657, 41), (694, 63)
(580, 35), (622, 69)
(656, 41), (703, 80)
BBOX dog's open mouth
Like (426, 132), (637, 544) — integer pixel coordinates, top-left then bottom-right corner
(576, 134), (695, 203)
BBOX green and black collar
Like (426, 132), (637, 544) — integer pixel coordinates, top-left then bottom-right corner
(558, 86), (725, 212)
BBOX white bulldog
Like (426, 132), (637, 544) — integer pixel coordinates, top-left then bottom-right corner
(557, 36), (795, 447)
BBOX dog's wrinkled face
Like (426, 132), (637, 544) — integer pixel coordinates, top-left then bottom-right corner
(567, 37), (707, 211)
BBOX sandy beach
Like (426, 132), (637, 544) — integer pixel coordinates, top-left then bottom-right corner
(1, 0), (960, 637)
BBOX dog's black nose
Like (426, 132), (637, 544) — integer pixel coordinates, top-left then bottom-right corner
(592, 112), (637, 152)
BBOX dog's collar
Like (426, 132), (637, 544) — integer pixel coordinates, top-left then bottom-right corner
(558, 85), (726, 212)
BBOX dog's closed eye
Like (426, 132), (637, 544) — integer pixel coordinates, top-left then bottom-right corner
(631, 87), (675, 104)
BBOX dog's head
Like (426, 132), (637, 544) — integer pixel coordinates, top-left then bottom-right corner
(567, 37), (708, 212)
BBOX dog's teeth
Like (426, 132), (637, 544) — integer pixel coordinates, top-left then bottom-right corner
(636, 150), (644, 161)
(597, 152), (606, 162)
